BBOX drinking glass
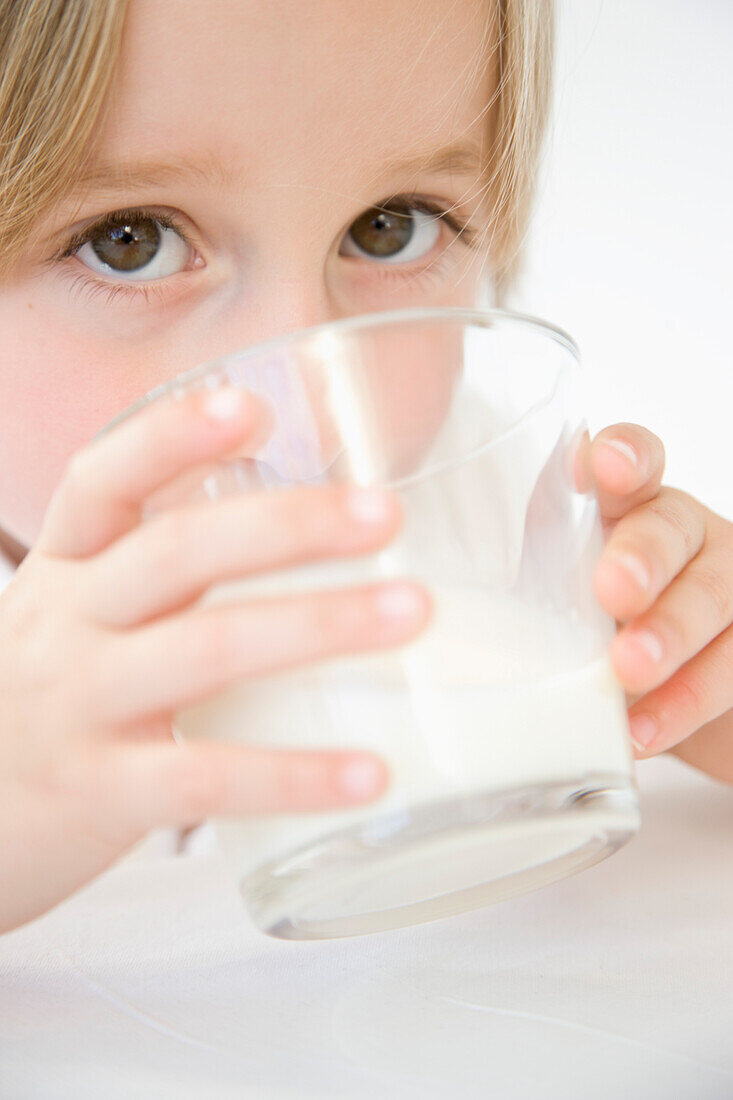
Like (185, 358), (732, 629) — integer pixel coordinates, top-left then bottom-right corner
(96, 307), (640, 939)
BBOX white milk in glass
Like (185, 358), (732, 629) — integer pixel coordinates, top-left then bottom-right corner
(174, 569), (636, 882)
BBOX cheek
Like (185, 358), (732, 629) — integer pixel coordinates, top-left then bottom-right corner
(0, 293), (157, 544)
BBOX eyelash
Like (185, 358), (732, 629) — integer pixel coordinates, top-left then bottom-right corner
(51, 196), (479, 305)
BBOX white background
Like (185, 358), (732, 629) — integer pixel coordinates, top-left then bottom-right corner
(508, 0), (732, 520)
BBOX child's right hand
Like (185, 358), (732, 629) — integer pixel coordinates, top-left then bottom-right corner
(0, 384), (431, 934)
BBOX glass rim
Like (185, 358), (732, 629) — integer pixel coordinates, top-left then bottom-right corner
(93, 306), (580, 442)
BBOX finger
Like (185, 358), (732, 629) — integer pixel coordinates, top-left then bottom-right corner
(37, 382), (270, 560)
(666, 709), (733, 786)
(98, 740), (391, 836)
(623, 622), (733, 757)
(594, 487), (707, 623)
(95, 580), (432, 724)
(609, 530), (732, 695)
(84, 483), (403, 627)
(589, 423), (665, 522)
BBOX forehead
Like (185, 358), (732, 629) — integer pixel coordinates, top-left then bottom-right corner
(102, 0), (496, 191)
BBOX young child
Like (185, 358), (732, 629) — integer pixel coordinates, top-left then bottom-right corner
(0, 0), (730, 937)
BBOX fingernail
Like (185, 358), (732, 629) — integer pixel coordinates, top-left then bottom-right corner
(339, 756), (386, 800)
(376, 582), (425, 621)
(604, 439), (638, 468)
(628, 628), (664, 665)
(202, 386), (243, 420)
(614, 552), (651, 591)
(347, 486), (394, 525)
(629, 713), (657, 751)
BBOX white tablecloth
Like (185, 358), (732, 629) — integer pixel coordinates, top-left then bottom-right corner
(1, 753), (732, 1099)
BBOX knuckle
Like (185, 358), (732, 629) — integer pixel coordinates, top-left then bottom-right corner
(665, 674), (705, 720)
(8, 591), (73, 700)
(718, 515), (733, 543)
(25, 755), (85, 803)
(655, 612), (689, 658)
(707, 517), (733, 553)
(719, 627), (733, 677)
(647, 490), (699, 557)
(690, 563), (733, 624)
(653, 599), (695, 656)
(661, 486), (696, 511)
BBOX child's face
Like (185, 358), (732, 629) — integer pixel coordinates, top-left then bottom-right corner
(0, 0), (495, 549)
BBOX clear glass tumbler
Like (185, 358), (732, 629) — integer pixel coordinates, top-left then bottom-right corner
(97, 307), (640, 939)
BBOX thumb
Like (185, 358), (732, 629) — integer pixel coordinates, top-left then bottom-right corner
(578, 423), (666, 521)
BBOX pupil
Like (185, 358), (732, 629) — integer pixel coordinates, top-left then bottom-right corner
(92, 217), (160, 271)
(350, 204), (413, 257)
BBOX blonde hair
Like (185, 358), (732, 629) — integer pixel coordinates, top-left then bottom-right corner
(0, 0), (553, 296)
(487, 0), (554, 294)
(0, 0), (130, 276)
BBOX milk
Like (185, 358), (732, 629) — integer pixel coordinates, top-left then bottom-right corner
(174, 578), (635, 879)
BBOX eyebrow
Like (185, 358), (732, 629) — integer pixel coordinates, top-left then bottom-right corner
(70, 139), (485, 198)
(377, 139), (484, 181)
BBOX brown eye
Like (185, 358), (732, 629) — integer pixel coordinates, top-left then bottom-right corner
(91, 216), (160, 271)
(74, 214), (192, 281)
(341, 202), (441, 264)
(348, 203), (413, 257)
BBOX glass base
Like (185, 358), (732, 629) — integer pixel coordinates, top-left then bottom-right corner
(241, 775), (640, 940)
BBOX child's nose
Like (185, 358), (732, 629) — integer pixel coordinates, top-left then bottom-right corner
(218, 273), (345, 352)
(202, 276), (350, 479)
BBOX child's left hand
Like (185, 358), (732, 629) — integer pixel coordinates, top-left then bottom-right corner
(587, 424), (733, 784)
